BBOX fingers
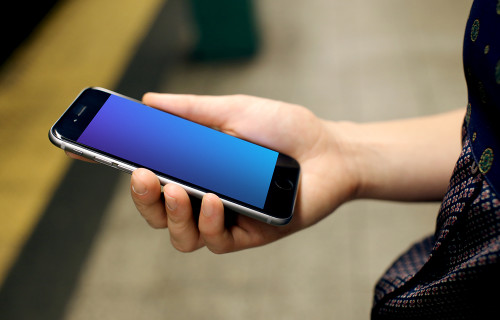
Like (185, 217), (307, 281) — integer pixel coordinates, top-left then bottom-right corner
(198, 194), (236, 254)
(131, 168), (232, 252)
(163, 184), (204, 252)
(141, 92), (298, 153)
(165, 189), (235, 254)
(131, 168), (167, 228)
(142, 92), (240, 129)
(131, 167), (258, 254)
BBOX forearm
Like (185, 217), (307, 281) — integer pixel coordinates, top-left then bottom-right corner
(331, 109), (465, 202)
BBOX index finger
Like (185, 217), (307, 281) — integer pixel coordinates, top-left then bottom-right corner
(142, 93), (243, 130)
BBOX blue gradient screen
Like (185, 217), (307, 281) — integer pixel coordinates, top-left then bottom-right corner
(77, 95), (278, 208)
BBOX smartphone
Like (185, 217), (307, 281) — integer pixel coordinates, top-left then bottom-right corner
(49, 87), (300, 225)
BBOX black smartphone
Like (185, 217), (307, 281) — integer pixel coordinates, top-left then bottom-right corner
(49, 88), (300, 225)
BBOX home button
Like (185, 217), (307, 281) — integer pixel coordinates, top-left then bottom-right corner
(274, 178), (293, 191)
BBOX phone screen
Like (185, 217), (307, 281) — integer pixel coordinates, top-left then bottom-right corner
(76, 94), (279, 209)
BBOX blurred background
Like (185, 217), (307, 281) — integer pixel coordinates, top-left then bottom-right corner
(0, 0), (472, 319)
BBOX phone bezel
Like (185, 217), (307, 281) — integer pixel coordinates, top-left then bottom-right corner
(49, 87), (300, 225)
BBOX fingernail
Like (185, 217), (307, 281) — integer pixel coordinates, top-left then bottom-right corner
(132, 181), (148, 195)
(202, 199), (213, 218)
(165, 194), (177, 211)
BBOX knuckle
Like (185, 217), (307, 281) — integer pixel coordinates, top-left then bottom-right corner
(175, 246), (197, 253)
(206, 242), (233, 255)
(150, 221), (167, 229)
(167, 214), (192, 234)
(208, 246), (230, 255)
(132, 196), (155, 213)
(141, 214), (167, 229)
(134, 202), (149, 214)
(171, 238), (198, 253)
(166, 210), (185, 224)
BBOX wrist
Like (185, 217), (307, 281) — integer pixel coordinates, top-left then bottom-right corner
(322, 120), (367, 202)
(324, 119), (396, 201)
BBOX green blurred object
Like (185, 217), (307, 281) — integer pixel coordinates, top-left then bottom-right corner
(189, 0), (259, 60)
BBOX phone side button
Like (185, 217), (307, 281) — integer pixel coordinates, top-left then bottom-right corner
(116, 164), (133, 174)
(94, 156), (112, 165)
(69, 149), (83, 156)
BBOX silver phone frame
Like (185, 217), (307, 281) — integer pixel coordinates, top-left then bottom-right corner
(49, 87), (297, 226)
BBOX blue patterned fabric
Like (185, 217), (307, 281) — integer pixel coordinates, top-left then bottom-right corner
(371, 1), (500, 318)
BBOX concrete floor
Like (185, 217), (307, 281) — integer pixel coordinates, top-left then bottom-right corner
(62, 0), (472, 319)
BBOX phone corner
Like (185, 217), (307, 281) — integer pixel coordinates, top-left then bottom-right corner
(48, 127), (62, 148)
(267, 214), (294, 226)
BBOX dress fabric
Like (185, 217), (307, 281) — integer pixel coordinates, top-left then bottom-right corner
(371, 1), (500, 319)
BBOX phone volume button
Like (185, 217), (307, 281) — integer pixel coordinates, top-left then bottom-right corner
(116, 164), (133, 174)
(70, 149), (83, 156)
(94, 156), (112, 165)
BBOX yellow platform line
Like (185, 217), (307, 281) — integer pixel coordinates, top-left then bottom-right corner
(0, 0), (164, 285)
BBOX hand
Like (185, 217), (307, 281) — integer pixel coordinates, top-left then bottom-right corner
(131, 93), (359, 254)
